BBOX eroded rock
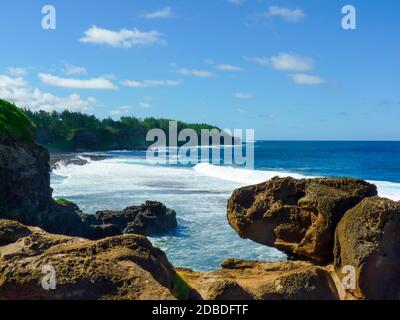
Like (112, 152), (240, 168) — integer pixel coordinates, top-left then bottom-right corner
(178, 259), (339, 300)
(334, 197), (400, 299)
(227, 177), (377, 262)
(0, 221), (191, 300)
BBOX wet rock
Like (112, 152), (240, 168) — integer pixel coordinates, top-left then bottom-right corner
(96, 201), (177, 236)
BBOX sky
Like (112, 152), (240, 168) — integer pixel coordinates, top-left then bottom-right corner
(0, 0), (399, 140)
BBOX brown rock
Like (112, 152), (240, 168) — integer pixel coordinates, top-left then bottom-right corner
(334, 197), (400, 300)
(0, 219), (31, 245)
(227, 177), (377, 262)
(0, 221), (192, 300)
(178, 259), (339, 300)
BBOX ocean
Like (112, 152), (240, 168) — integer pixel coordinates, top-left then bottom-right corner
(51, 141), (400, 271)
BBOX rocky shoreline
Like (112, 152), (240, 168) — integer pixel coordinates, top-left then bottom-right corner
(49, 153), (111, 170)
(1, 131), (399, 300)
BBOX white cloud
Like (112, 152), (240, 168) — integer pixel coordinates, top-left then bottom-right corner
(270, 54), (312, 71)
(7, 67), (28, 77)
(0, 74), (97, 112)
(64, 64), (87, 75)
(143, 7), (173, 19)
(245, 54), (313, 72)
(217, 64), (243, 72)
(39, 73), (117, 90)
(234, 92), (253, 99)
(109, 106), (132, 116)
(267, 6), (305, 22)
(122, 79), (181, 88)
(80, 25), (166, 48)
(177, 68), (214, 78)
(290, 73), (325, 85)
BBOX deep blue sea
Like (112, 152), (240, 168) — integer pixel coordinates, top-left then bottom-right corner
(51, 141), (400, 271)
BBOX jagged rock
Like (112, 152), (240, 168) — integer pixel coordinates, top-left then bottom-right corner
(334, 197), (400, 299)
(178, 259), (339, 300)
(0, 221), (192, 300)
(227, 177), (377, 262)
(96, 201), (177, 236)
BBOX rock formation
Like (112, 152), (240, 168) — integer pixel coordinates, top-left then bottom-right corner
(0, 219), (192, 300)
(0, 125), (177, 239)
(96, 201), (177, 236)
(227, 177), (377, 262)
(178, 259), (339, 300)
(334, 197), (400, 299)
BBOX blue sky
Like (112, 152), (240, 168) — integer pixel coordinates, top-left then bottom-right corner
(0, 0), (399, 140)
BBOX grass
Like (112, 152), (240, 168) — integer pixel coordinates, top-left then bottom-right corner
(0, 99), (36, 142)
(55, 198), (74, 206)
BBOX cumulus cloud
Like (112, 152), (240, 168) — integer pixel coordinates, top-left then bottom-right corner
(234, 92), (253, 99)
(142, 7), (173, 19)
(63, 64), (87, 75)
(267, 6), (305, 22)
(216, 64), (243, 72)
(290, 73), (325, 85)
(80, 26), (166, 48)
(177, 68), (214, 78)
(121, 79), (181, 88)
(7, 67), (28, 77)
(39, 73), (117, 89)
(270, 54), (312, 71)
(245, 53), (313, 72)
(0, 74), (97, 112)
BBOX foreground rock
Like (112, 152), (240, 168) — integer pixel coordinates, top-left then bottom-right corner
(178, 259), (339, 300)
(227, 177), (377, 262)
(96, 201), (177, 236)
(0, 219), (192, 300)
(334, 197), (400, 300)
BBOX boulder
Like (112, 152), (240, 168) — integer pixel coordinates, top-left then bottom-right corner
(178, 259), (339, 300)
(227, 177), (377, 262)
(334, 197), (400, 299)
(96, 201), (177, 236)
(0, 221), (192, 300)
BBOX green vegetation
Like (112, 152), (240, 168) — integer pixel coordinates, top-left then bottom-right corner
(171, 273), (193, 300)
(24, 108), (221, 151)
(55, 198), (74, 206)
(0, 99), (36, 142)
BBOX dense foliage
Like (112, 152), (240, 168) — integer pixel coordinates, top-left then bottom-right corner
(0, 99), (36, 142)
(23, 108), (221, 151)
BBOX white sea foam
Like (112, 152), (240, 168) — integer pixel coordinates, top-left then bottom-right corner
(193, 163), (400, 201)
(193, 162), (309, 185)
